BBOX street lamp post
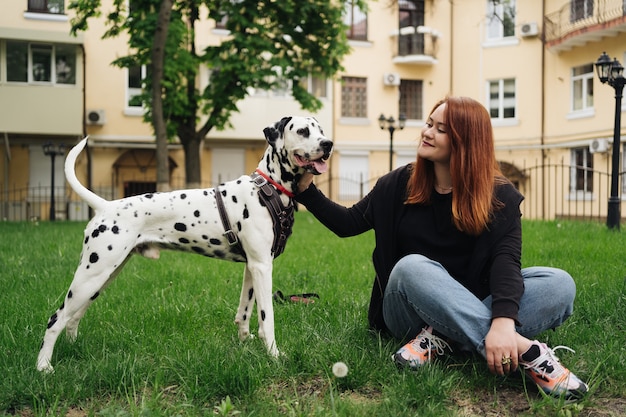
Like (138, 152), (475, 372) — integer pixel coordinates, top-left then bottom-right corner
(42, 143), (66, 221)
(378, 113), (407, 171)
(595, 52), (626, 230)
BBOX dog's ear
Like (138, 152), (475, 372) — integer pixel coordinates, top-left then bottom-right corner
(263, 117), (292, 146)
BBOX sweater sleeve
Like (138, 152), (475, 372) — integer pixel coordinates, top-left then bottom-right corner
(488, 187), (525, 323)
(295, 183), (373, 237)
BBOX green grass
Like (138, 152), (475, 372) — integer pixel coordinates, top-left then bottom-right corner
(0, 214), (625, 416)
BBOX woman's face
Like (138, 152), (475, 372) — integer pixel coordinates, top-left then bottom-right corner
(418, 103), (451, 165)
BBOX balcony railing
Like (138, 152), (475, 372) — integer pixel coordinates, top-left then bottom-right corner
(391, 26), (439, 65)
(545, 0), (626, 52)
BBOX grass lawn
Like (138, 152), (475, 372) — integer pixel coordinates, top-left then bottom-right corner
(0, 213), (625, 416)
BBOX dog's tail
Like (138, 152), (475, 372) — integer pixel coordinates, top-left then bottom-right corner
(65, 137), (107, 211)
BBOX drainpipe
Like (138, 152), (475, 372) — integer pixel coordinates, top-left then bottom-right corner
(449, 0), (454, 93)
(540, 0), (546, 219)
(3, 132), (10, 220)
(80, 43), (94, 218)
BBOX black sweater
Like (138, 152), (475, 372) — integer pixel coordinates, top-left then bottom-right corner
(296, 164), (525, 333)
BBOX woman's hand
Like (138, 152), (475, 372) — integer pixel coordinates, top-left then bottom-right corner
(297, 172), (315, 194)
(485, 317), (518, 375)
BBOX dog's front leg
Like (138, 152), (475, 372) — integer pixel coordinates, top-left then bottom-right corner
(247, 260), (279, 357)
(235, 267), (255, 341)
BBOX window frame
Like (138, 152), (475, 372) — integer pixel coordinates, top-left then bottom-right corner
(571, 63), (594, 113)
(340, 76), (368, 119)
(569, 147), (594, 200)
(486, 0), (516, 41)
(344, 0), (368, 41)
(5, 41), (76, 85)
(487, 78), (516, 122)
(399, 79), (423, 121)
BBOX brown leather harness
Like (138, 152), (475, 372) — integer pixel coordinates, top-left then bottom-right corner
(214, 172), (295, 260)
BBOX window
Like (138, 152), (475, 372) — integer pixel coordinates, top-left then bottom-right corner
(570, 147), (593, 195)
(339, 153), (369, 200)
(28, 0), (65, 14)
(570, 0), (593, 22)
(341, 76), (367, 118)
(399, 0), (425, 56)
(127, 65), (148, 107)
(300, 75), (328, 99)
(572, 64), (594, 112)
(344, 0), (367, 41)
(399, 79), (423, 120)
(488, 78), (516, 119)
(486, 0), (516, 40)
(6, 41), (76, 84)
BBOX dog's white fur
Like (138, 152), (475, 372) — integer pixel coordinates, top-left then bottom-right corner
(36, 116), (332, 372)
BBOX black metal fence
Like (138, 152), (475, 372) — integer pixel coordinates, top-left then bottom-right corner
(2, 162), (625, 223)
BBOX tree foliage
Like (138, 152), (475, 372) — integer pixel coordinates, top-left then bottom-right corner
(69, 0), (362, 186)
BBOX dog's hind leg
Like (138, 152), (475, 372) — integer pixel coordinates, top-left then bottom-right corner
(235, 266), (255, 341)
(37, 253), (131, 372)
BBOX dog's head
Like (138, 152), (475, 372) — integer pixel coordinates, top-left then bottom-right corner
(263, 116), (333, 175)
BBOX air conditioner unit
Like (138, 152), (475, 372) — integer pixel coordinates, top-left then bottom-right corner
(520, 22), (539, 37)
(383, 72), (401, 86)
(589, 138), (609, 153)
(86, 109), (106, 125)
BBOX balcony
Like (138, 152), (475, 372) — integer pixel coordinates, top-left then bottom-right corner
(545, 0), (626, 53)
(389, 26), (439, 65)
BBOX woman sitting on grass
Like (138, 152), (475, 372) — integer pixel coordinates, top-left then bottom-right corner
(295, 96), (588, 400)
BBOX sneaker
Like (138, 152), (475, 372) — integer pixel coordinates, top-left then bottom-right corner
(519, 341), (589, 400)
(392, 327), (451, 369)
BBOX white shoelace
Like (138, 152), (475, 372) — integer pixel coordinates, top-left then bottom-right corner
(520, 343), (575, 379)
(413, 329), (452, 356)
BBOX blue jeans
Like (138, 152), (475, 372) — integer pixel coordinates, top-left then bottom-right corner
(382, 254), (576, 357)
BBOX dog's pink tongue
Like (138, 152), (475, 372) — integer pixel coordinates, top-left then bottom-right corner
(313, 160), (328, 174)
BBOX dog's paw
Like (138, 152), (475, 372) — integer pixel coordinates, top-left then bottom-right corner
(36, 360), (54, 374)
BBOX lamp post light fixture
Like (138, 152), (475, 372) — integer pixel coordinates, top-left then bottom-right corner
(595, 51), (626, 230)
(42, 142), (66, 221)
(378, 113), (407, 171)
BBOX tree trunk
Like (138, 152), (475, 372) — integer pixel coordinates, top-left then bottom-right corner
(183, 132), (203, 189)
(151, 0), (172, 192)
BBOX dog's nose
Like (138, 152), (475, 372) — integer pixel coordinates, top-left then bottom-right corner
(320, 140), (333, 155)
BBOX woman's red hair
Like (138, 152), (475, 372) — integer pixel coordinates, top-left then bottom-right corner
(405, 96), (506, 235)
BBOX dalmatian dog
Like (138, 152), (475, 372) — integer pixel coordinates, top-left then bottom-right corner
(36, 116), (332, 373)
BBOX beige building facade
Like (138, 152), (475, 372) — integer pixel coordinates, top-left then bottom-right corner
(1, 0), (625, 222)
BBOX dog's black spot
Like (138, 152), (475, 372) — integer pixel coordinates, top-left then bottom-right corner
(108, 245), (113, 251)
(112, 226), (120, 234)
(47, 313), (58, 328)
(261, 310), (266, 321)
(209, 238), (221, 245)
(191, 246), (205, 254)
(91, 229), (100, 238)
(84, 236), (89, 244)
(214, 250), (226, 258)
(180, 193), (187, 199)
(144, 193), (153, 199)
(297, 127), (310, 138)
(99, 224), (107, 233)
(248, 288), (254, 300)
(237, 180), (242, 184)
(232, 195), (238, 203)
(202, 235), (208, 240)
(179, 238), (190, 244)
(59, 301), (65, 310)
(89, 252), (99, 263)
(236, 221), (242, 231)
(243, 205), (249, 219)
(68, 290), (73, 298)
(221, 190), (227, 197)
(91, 291), (100, 300)
(134, 211), (138, 218)
(203, 191), (208, 196)
(174, 222), (187, 232)
(194, 210), (200, 217)
(243, 314), (247, 321)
